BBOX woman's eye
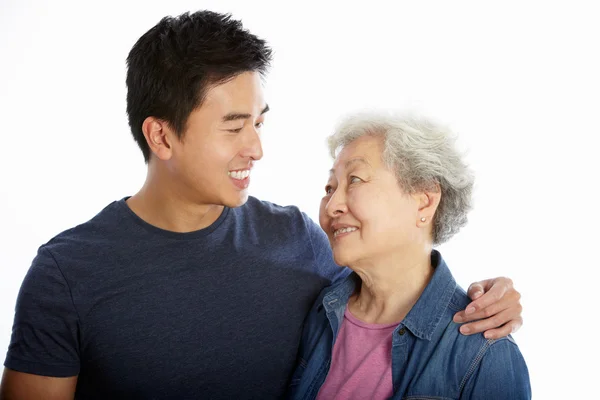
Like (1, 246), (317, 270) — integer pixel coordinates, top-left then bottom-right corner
(350, 176), (363, 184)
(325, 185), (333, 195)
(255, 121), (264, 128)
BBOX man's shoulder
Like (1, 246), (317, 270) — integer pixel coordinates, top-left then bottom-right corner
(41, 199), (127, 257)
(236, 196), (313, 232)
(241, 196), (304, 218)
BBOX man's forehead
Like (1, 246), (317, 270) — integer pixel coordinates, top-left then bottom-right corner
(202, 72), (265, 105)
(199, 89), (267, 119)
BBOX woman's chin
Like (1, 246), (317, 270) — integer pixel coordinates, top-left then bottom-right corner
(333, 253), (356, 269)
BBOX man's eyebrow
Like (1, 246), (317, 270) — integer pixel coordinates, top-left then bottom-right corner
(329, 157), (371, 173)
(222, 104), (269, 122)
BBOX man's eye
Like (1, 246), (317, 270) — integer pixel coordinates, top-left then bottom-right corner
(255, 121), (264, 128)
(325, 185), (334, 195)
(350, 176), (363, 184)
(227, 128), (243, 133)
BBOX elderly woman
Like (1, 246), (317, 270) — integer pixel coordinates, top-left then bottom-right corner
(287, 113), (531, 399)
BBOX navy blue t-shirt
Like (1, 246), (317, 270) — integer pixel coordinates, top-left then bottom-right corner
(4, 197), (348, 399)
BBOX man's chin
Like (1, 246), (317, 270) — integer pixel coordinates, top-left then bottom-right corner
(223, 192), (250, 208)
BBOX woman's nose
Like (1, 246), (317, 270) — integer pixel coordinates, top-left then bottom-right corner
(326, 191), (348, 218)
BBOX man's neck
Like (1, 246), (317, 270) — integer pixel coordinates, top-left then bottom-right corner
(127, 171), (224, 233)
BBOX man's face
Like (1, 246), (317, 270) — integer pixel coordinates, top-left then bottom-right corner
(166, 71), (268, 208)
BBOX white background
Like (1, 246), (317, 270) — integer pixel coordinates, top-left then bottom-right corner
(1, 0), (599, 397)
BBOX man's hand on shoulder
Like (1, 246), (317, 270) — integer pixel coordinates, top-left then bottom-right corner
(453, 277), (523, 339)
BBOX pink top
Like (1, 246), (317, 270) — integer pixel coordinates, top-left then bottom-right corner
(316, 306), (397, 400)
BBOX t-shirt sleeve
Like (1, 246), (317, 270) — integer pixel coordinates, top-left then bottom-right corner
(3, 246), (80, 377)
(303, 213), (350, 284)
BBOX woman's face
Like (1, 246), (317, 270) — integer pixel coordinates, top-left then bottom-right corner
(319, 135), (423, 268)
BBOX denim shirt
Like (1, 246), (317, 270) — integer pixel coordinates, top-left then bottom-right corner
(287, 251), (531, 399)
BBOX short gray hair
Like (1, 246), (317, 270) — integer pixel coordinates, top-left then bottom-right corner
(328, 112), (474, 245)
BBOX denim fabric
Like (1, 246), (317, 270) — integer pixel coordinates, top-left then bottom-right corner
(287, 250), (531, 399)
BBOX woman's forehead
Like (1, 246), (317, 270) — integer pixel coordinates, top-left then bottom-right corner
(333, 136), (384, 169)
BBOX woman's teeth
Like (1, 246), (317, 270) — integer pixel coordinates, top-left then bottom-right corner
(334, 227), (358, 237)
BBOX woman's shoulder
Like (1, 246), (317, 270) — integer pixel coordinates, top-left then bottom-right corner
(436, 284), (524, 374)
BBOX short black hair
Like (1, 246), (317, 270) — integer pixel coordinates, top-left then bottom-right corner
(126, 11), (272, 162)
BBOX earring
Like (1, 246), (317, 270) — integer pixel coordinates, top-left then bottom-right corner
(420, 217), (426, 222)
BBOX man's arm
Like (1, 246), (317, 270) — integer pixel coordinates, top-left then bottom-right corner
(303, 209), (525, 339)
(0, 369), (77, 400)
(453, 277), (523, 339)
(3, 247), (81, 399)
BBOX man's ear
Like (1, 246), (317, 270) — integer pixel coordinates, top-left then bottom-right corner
(142, 117), (174, 161)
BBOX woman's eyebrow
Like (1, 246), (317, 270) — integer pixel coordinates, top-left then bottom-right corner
(329, 157), (371, 173)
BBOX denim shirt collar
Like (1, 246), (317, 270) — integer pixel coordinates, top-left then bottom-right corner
(321, 250), (457, 341)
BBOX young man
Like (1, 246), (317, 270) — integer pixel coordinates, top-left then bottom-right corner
(1, 11), (523, 399)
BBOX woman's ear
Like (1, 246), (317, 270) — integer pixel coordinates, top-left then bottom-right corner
(415, 183), (441, 226)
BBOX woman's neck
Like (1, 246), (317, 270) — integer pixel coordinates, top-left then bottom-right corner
(348, 246), (434, 325)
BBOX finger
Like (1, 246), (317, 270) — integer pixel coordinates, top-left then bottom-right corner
(467, 282), (485, 300)
(464, 280), (512, 315)
(454, 294), (520, 323)
(458, 308), (514, 336)
(481, 319), (523, 340)
(510, 317), (523, 334)
(453, 310), (468, 323)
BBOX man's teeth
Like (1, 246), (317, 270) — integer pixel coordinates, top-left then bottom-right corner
(228, 170), (250, 180)
(334, 227), (358, 237)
